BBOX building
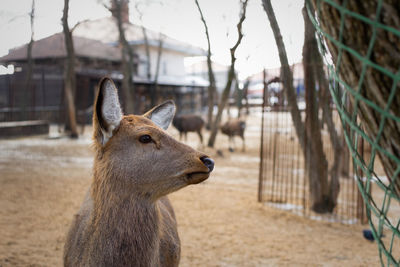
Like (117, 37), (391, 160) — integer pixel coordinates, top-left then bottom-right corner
(0, 5), (208, 124)
(0, 33), (122, 122)
(185, 59), (231, 94)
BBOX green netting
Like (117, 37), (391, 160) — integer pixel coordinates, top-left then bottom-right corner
(306, 0), (400, 266)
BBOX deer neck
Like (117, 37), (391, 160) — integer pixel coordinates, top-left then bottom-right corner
(90, 171), (162, 266)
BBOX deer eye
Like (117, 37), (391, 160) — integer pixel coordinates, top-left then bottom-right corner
(139, 135), (152, 144)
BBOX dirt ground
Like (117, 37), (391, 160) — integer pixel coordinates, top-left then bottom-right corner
(0, 111), (380, 266)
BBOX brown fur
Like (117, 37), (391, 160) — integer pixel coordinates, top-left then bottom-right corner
(220, 119), (246, 152)
(64, 78), (213, 267)
(172, 114), (205, 144)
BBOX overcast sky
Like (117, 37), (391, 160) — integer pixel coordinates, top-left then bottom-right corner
(0, 0), (304, 78)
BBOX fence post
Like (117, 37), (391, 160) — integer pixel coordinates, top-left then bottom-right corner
(258, 69), (267, 202)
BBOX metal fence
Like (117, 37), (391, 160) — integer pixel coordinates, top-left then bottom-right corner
(0, 69), (65, 123)
(258, 105), (370, 224)
(0, 71), (207, 123)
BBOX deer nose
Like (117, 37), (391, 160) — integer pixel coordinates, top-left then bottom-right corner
(200, 156), (214, 172)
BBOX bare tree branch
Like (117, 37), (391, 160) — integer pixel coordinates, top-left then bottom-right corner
(208, 0), (248, 148)
(262, 0), (305, 150)
(70, 19), (90, 33)
(194, 0), (217, 128)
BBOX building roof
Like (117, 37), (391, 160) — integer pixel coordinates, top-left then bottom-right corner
(0, 33), (121, 63)
(1, 17), (206, 64)
(73, 17), (206, 56)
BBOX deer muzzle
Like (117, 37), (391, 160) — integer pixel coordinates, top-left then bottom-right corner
(185, 156), (214, 184)
(200, 156), (214, 172)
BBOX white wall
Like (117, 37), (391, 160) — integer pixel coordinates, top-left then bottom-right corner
(135, 45), (186, 79)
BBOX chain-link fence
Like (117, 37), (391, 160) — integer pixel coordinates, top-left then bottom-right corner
(307, 0), (400, 265)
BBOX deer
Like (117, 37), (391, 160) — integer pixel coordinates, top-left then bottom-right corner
(220, 119), (246, 152)
(63, 77), (214, 267)
(172, 114), (205, 145)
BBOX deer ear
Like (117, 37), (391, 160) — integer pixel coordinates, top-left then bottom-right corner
(93, 77), (123, 145)
(143, 100), (176, 130)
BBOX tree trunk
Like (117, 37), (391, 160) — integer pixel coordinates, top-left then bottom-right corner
(134, 4), (153, 109)
(340, 131), (350, 178)
(194, 0), (217, 129)
(314, 38), (342, 204)
(262, 0), (306, 152)
(303, 5), (333, 213)
(113, 0), (136, 114)
(62, 0), (78, 138)
(142, 25), (155, 108)
(310, 0), (400, 195)
(207, 0), (248, 148)
(264, 0), (342, 212)
(208, 65), (235, 148)
(243, 78), (250, 115)
(24, 0), (35, 120)
(142, 26), (151, 82)
(317, 70), (342, 207)
(152, 35), (163, 105)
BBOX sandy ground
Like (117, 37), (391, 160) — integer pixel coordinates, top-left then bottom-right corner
(0, 111), (381, 266)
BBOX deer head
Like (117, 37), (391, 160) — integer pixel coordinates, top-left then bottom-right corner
(92, 77), (214, 200)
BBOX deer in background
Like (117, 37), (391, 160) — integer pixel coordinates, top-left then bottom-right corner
(221, 119), (246, 152)
(172, 114), (205, 145)
(64, 78), (214, 267)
